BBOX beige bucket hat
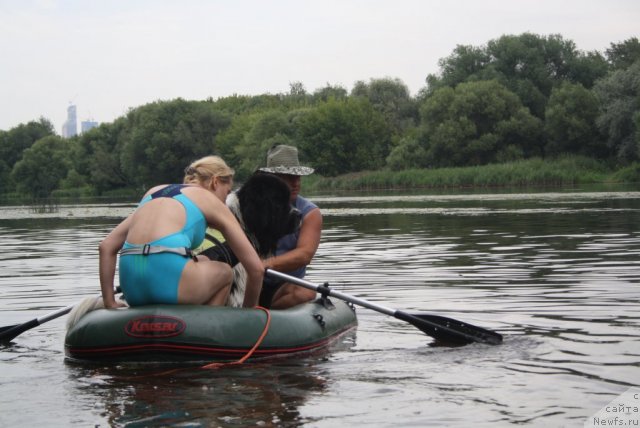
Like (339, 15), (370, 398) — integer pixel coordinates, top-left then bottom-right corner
(259, 145), (314, 176)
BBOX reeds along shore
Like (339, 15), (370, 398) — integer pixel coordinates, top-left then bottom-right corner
(306, 156), (640, 191)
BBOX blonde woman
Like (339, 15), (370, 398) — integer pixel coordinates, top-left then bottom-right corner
(98, 156), (264, 309)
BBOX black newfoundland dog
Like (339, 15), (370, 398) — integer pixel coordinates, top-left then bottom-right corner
(198, 172), (301, 306)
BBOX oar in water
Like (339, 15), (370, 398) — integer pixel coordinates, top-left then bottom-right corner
(0, 303), (75, 343)
(0, 289), (120, 343)
(266, 269), (503, 346)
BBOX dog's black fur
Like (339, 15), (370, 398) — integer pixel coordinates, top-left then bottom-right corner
(237, 172), (301, 257)
(199, 172), (300, 307)
(200, 171), (300, 264)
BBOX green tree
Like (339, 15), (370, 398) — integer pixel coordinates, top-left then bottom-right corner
(426, 33), (609, 118)
(593, 60), (640, 163)
(0, 129), (9, 193)
(386, 134), (427, 170)
(0, 118), (55, 194)
(210, 94), (280, 115)
(425, 44), (490, 93)
(11, 135), (71, 197)
(568, 51), (609, 89)
(289, 81), (307, 97)
(312, 84), (348, 102)
(544, 82), (603, 157)
(119, 99), (231, 189)
(216, 113), (259, 176)
(80, 119), (131, 193)
(485, 33), (581, 117)
(0, 158), (10, 194)
(295, 98), (392, 176)
(420, 80), (542, 167)
(235, 110), (292, 179)
(606, 37), (640, 70)
(0, 118), (54, 169)
(351, 77), (419, 134)
(287, 81), (310, 108)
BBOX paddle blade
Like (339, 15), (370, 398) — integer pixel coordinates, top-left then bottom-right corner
(0, 319), (39, 343)
(394, 311), (502, 346)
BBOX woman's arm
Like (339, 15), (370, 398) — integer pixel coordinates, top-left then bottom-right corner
(197, 191), (264, 307)
(98, 216), (132, 309)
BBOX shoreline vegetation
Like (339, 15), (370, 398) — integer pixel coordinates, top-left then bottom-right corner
(1, 156), (638, 207)
(306, 156), (640, 192)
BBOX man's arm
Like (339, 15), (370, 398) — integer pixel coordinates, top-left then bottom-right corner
(264, 208), (322, 272)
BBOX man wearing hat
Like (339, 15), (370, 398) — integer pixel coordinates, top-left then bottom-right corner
(259, 144), (322, 308)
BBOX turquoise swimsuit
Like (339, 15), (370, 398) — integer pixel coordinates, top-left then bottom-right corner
(119, 185), (206, 306)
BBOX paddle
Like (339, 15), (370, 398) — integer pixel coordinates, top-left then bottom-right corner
(265, 269), (503, 346)
(0, 304), (75, 343)
(0, 288), (120, 343)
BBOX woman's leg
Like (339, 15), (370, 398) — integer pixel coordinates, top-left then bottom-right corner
(177, 257), (233, 306)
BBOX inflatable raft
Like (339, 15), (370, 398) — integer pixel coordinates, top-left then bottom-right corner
(64, 298), (357, 363)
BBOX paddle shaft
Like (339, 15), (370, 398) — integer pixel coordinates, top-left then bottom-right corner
(0, 289), (119, 343)
(0, 304), (73, 342)
(265, 269), (502, 345)
(266, 269), (396, 315)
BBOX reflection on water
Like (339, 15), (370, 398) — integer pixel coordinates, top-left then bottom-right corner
(64, 339), (355, 427)
(0, 190), (639, 426)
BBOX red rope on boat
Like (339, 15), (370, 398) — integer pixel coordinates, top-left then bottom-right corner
(200, 305), (272, 370)
(121, 306), (272, 378)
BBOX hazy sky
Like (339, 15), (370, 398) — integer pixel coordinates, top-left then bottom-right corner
(1, 0), (638, 134)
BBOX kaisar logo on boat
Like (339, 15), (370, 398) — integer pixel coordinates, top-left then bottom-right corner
(125, 315), (186, 338)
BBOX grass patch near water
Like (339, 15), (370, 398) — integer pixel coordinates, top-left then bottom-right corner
(310, 156), (618, 191)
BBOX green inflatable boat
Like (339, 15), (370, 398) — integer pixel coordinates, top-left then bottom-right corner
(64, 298), (357, 363)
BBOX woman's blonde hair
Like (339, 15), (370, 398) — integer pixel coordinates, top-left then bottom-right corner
(183, 155), (234, 186)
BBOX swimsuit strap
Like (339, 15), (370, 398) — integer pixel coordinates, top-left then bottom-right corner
(150, 184), (190, 199)
(120, 243), (197, 260)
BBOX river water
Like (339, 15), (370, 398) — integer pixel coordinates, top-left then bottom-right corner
(0, 188), (639, 427)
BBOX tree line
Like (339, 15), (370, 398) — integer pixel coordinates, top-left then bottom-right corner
(1, 33), (639, 198)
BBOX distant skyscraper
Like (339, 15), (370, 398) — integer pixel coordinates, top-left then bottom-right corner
(81, 120), (99, 133)
(62, 104), (77, 138)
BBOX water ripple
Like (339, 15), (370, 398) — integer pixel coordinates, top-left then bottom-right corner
(1, 191), (639, 427)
